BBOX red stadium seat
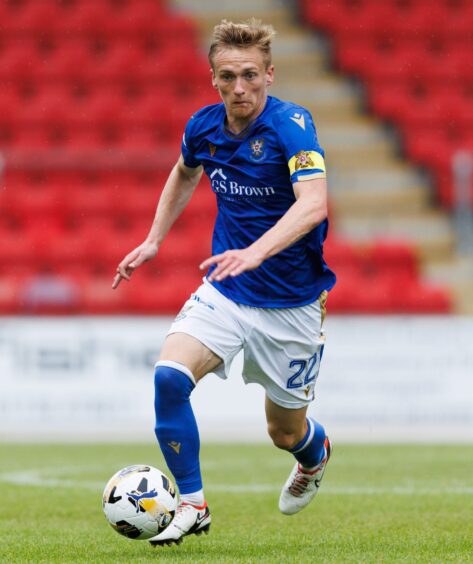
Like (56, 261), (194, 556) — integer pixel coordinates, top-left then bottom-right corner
(0, 42), (41, 79)
(0, 84), (22, 115)
(0, 2), (62, 35)
(117, 128), (162, 149)
(127, 269), (202, 314)
(86, 44), (144, 81)
(157, 229), (211, 268)
(0, 275), (23, 314)
(108, 0), (167, 34)
(368, 241), (418, 279)
(39, 42), (95, 80)
(80, 273), (134, 314)
(62, 2), (113, 35)
(77, 89), (126, 125)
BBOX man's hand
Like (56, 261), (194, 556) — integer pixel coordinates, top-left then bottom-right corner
(200, 247), (265, 282)
(112, 241), (158, 289)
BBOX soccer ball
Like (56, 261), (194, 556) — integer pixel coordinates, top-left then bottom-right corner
(102, 465), (177, 540)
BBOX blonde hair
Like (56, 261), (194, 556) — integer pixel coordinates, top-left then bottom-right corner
(208, 19), (276, 69)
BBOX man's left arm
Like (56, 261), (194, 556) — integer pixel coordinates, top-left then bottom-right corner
(200, 178), (328, 282)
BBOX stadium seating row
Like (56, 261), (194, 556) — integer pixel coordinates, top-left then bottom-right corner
(9, 86), (471, 134)
(0, 81), (205, 103)
(0, 44), (209, 84)
(0, 224), (211, 269)
(369, 92), (473, 131)
(0, 270), (203, 315)
(0, 126), (183, 148)
(0, 1), (195, 37)
(3, 169), (169, 186)
(336, 44), (473, 84)
(403, 128), (473, 206)
(330, 274), (451, 314)
(0, 267), (451, 315)
(0, 186), (216, 226)
(0, 91), (206, 125)
(301, 0), (473, 38)
(300, 0), (473, 208)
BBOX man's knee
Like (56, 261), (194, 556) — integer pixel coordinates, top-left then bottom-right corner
(154, 364), (195, 442)
(154, 363), (195, 406)
(267, 423), (302, 451)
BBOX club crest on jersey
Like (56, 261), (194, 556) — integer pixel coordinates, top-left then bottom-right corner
(249, 137), (266, 161)
(294, 150), (314, 171)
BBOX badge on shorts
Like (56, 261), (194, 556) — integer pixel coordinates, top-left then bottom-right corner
(174, 302), (193, 322)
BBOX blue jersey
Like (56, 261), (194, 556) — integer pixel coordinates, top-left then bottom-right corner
(181, 95), (336, 308)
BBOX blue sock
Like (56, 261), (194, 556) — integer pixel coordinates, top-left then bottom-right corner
(290, 418), (326, 468)
(154, 361), (202, 495)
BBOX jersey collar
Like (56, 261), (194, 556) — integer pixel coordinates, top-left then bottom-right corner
(220, 96), (274, 141)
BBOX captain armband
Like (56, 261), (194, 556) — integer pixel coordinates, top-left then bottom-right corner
(288, 150), (326, 181)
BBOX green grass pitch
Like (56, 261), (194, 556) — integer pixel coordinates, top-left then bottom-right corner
(1, 443), (472, 563)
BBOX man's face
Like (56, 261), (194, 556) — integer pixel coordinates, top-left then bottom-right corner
(211, 46), (274, 128)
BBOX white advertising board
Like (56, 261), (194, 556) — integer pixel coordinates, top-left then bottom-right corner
(0, 316), (472, 442)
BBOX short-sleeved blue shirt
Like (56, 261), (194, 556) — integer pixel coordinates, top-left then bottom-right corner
(181, 95), (336, 308)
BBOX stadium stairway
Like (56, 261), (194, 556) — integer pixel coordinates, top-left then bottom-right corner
(171, 0), (471, 313)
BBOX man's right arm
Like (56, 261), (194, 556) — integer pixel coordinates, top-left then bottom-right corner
(112, 155), (203, 289)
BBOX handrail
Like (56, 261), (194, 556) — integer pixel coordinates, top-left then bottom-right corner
(452, 150), (473, 256)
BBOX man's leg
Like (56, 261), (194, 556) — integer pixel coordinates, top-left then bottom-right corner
(150, 332), (221, 546)
(265, 396), (331, 515)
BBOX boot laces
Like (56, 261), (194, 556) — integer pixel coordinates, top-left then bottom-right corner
(176, 503), (194, 516)
(288, 471), (311, 497)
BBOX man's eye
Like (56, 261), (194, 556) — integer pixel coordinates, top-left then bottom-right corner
(245, 73), (257, 79)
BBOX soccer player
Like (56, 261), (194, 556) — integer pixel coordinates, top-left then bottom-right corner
(112, 19), (336, 546)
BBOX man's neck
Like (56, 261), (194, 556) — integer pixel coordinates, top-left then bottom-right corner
(225, 96), (268, 135)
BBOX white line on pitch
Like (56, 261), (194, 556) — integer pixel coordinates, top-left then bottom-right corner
(209, 484), (473, 495)
(1, 470), (473, 495)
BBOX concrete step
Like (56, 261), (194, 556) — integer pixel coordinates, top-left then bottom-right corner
(318, 122), (395, 152)
(271, 31), (327, 56)
(273, 51), (326, 74)
(335, 212), (455, 259)
(173, 0), (284, 14)
(424, 255), (473, 284)
(331, 184), (430, 215)
(271, 52), (327, 78)
(328, 152), (407, 168)
(423, 256), (473, 313)
(173, 1), (293, 34)
(328, 142), (395, 165)
(271, 76), (357, 110)
(451, 283), (473, 313)
(329, 164), (425, 191)
(195, 13), (299, 37)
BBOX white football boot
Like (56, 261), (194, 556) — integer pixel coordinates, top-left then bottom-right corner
(279, 437), (332, 515)
(149, 502), (211, 546)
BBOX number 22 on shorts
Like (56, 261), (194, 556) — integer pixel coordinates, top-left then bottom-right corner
(286, 345), (325, 389)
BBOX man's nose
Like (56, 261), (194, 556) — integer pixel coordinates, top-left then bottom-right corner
(234, 78), (245, 95)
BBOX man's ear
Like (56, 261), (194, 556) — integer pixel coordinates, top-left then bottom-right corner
(266, 65), (275, 87)
(211, 69), (218, 90)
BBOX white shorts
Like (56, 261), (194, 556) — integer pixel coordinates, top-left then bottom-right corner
(168, 280), (328, 409)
